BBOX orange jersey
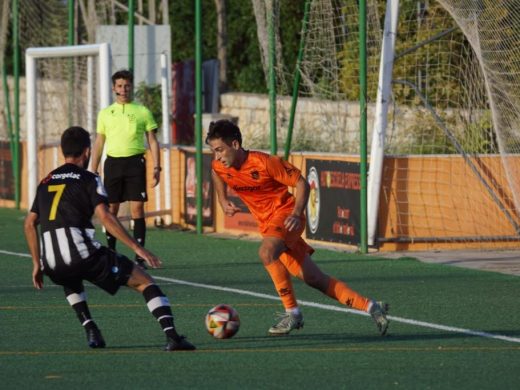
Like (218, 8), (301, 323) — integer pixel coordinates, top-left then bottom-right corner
(212, 151), (301, 228)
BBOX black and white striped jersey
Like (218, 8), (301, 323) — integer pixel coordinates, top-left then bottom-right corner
(30, 163), (108, 271)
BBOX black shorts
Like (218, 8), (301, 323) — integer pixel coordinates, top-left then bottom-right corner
(103, 154), (148, 203)
(45, 247), (135, 295)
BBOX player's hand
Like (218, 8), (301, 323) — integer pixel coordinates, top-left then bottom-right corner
(32, 265), (44, 289)
(223, 201), (241, 217)
(135, 247), (162, 269)
(284, 214), (301, 232)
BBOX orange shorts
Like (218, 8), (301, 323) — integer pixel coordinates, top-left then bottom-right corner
(261, 213), (315, 276)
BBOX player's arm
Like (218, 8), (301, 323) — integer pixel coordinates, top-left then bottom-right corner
(284, 176), (310, 231)
(265, 157), (309, 231)
(23, 211), (44, 289)
(94, 203), (162, 268)
(146, 130), (161, 187)
(90, 133), (106, 174)
(212, 170), (241, 216)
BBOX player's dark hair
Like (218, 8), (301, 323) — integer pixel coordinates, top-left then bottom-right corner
(112, 69), (133, 85)
(205, 119), (242, 147)
(61, 126), (91, 157)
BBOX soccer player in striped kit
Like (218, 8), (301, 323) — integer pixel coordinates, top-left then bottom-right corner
(24, 126), (195, 351)
(206, 120), (389, 336)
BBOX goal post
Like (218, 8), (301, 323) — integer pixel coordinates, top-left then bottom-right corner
(367, 0), (399, 246)
(25, 43), (111, 204)
(252, 1), (520, 249)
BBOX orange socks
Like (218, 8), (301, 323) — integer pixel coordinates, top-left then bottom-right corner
(326, 277), (371, 311)
(264, 260), (298, 310)
(265, 258), (370, 312)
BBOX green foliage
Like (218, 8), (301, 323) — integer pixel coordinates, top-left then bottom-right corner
(289, 134), (322, 152)
(390, 108), (499, 155)
(134, 82), (162, 129)
(225, 3), (266, 93)
(459, 110), (498, 154)
(340, 1), (469, 108)
(394, 3), (470, 109)
(339, 1), (385, 102)
(169, 1), (304, 93)
(4, 0), (515, 156)
(393, 109), (457, 155)
(3, 0), (70, 73)
(276, 2), (305, 95)
(170, 0), (217, 62)
(170, 0), (263, 93)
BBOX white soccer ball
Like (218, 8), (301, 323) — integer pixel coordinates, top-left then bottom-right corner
(205, 304), (240, 339)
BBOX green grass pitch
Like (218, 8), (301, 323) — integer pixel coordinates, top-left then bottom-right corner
(1, 207), (519, 389)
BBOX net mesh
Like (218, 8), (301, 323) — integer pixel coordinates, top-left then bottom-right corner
(251, 0), (383, 152)
(0, 0), (157, 179)
(253, 0), (520, 244)
(437, 0), (520, 216)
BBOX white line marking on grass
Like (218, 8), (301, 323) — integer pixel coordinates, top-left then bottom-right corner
(153, 275), (520, 344)
(3, 249), (519, 344)
(0, 250), (31, 258)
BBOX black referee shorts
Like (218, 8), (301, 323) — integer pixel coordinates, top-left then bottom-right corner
(103, 154), (148, 203)
(45, 247), (135, 295)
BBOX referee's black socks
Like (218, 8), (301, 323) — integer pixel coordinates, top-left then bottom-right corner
(133, 217), (146, 249)
(133, 217), (146, 262)
(106, 230), (116, 250)
(106, 218), (145, 254)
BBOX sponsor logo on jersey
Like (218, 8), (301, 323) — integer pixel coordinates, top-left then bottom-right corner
(42, 173), (53, 184)
(233, 185), (260, 192)
(51, 172), (81, 180)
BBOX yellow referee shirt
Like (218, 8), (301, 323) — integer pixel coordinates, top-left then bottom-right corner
(96, 101), (158, 157)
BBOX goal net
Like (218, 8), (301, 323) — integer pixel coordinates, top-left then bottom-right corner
(379, 0), (520, 246)
(253, 0), (520, 247)
(25, 44), (111, 203)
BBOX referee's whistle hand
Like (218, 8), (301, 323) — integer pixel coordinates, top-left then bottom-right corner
(151, 171), (161, 188)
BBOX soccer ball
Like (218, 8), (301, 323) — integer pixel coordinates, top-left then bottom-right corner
(205, 304), (240, 339)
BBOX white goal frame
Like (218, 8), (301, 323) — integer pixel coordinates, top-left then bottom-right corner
(25, 43), (111, 204)
(367, 0), (399, 246)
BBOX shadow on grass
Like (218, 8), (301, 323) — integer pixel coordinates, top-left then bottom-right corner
(25, 328), (520, 353)
(210, 329), (520, 348)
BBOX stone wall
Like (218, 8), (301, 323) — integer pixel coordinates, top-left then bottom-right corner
(219, 92), (375, 153)
(218, 92), (476, 155)
(1, 76), (94, 144)
(1, 84), (474, 154)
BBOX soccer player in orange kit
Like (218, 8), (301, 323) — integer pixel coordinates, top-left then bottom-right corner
(206, 119), (389, 336)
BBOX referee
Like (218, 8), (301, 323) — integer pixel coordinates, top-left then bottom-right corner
(91, 70), (160, 269)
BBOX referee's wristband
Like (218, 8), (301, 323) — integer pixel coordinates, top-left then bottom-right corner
(154, 166), (162, 172)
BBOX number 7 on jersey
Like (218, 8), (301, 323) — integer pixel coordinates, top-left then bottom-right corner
(48, 184), (65, 220)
